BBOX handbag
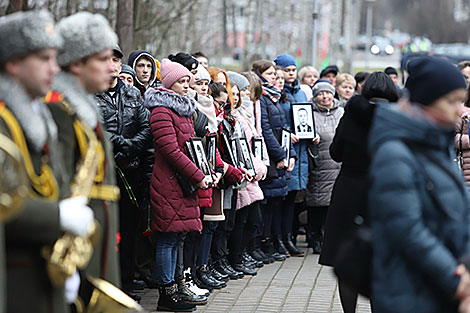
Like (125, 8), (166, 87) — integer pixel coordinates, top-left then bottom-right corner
(173, 170), (198, 197)
(334, 140), (464, 298)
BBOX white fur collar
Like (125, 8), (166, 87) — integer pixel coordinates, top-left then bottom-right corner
(144, 88), (196, 117)
(51, 71), (99, 128)
(0, 74), (57, 151)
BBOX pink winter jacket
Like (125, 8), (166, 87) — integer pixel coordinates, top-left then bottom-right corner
(455, 106), (470, 186)
(233, 112), (267, 210)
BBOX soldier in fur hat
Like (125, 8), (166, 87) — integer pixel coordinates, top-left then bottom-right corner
(44, 11), (123, 304)
(0, 10), (95, 313)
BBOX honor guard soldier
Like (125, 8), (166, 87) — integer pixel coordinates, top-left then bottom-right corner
(0, 10), (95, 313)
(44, 12), (122, 300)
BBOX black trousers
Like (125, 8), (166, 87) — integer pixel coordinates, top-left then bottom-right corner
(272, 191), (296, 236)
(260, 196), (283, 239)
(211, 191), (238, 261)
(228, 201), (263, 264)
(117, 170), (141, 291)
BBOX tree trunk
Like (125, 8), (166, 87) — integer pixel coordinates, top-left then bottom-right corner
(6, 0), (26, 14)
(117, 0), (134, 62)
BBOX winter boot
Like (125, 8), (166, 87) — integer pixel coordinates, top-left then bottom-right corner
(157, 282), (196, 312)
(283, 233), (305, 257)
(309, 232), (322, 254)
(274, 234), (290, 256)
(177, 279), (208, 305)
(184, 268), (210, 297)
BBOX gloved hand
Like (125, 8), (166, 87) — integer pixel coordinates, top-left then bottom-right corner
(59, 196), (94, 236)
(64, 270), (81, 304)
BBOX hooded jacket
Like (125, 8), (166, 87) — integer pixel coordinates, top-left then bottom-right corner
(128, 50), (157, 97)
(144, 87), (204, 233)
(368, 103), (470, 313)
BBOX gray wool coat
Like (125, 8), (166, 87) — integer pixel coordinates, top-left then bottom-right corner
(306, 100), (344, 208)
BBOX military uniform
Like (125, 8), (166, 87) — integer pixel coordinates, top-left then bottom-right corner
(0, 74), (70, 313)
(46, 72), (121, 291)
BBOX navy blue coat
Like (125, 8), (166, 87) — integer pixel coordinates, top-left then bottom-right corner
(368, 103), (470, 313)
(259, 93), (295, 199)
(281, 80), (309, 191)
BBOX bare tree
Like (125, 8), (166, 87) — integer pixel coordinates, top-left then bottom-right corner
(116, 0), (133, 61)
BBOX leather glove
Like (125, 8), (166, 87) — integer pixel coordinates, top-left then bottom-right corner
(64, 270), (80, 304)
(59, 196), (94, 236)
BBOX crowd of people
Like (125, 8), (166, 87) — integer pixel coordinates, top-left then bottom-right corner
(2, 8), (470, 313)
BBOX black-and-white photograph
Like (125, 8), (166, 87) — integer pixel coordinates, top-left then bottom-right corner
(231, 138), (240, 167)
(252, 138), (263, 160)
(292, 103), (316, 139)
(206, 135), (217, 170)
(239, 138), (256, 177)
(222, 132), (238, 166)
(190, 138), (213, 184)
(281, 129), (291, 167)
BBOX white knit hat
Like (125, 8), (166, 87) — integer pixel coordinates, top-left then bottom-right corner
(193, 64), (211, 82)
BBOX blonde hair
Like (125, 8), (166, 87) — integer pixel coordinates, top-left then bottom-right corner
(335, 73), (356, 88)
(298, 66), (319, 83)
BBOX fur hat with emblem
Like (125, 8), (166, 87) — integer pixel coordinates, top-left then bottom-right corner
(56, 12), (117, 67)
(0, 10), (63, 66)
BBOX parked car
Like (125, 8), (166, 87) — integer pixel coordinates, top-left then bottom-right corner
(370, 36), (395, 56)
(432, 43), (470, 63)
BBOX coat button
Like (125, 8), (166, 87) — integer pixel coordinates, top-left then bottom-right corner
(426, 181), (434, 191)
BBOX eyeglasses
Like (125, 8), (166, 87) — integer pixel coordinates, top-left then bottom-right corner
(214, 99), (227, 108)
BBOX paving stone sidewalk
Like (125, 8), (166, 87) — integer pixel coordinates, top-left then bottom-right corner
(135, 239), (371, 313)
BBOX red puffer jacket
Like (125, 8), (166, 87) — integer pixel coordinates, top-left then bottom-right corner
(144, 88), (205, 233)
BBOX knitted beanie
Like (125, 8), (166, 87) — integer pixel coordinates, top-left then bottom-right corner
(160, 59), (192, 89)
(0, 10), (63, 65)
(274, 54), (297, 68)
(405, 56), (466, 106)
(312, 79), (335, 98)
(120, 64), (136, 79)
(56, 12), (117, 66)
(168, 52), (199, 72)
(193, 64), (211, 82)
(227, 71), (250, 91)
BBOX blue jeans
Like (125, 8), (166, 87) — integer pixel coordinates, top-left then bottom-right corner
(154, 232), (183, 285)
(196, 221), (218, 266)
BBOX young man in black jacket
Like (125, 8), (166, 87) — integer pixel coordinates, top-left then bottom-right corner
(95, 45), (152, 301)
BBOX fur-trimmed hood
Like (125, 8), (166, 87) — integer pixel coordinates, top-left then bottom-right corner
(51, 71), (100, 129)
(143, 87), (196, 117)
(0, 73), (57, 151)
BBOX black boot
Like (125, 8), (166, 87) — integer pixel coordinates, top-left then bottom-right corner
(261, 237), (287, 262)
(214, 258), (241, 280)
(250, 248), (274, 264)
(209, 264), (229, 282)
(196, 265), (226, 289)
(231, 262), (257, 276)
(283, 233), (305, 257)
(274, 234), (290, 256)
(177, 280), (208, 305)
(157, 282), (196, 312)
(222, 258), (244, 279)
(243, 252), (263, 268)
(309, 232), (322, 254)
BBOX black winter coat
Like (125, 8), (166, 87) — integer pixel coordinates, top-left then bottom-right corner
(319, 95), (382, 266)
(96, 79), (152, 172)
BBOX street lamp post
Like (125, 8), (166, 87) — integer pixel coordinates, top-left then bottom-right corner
(312, 0), (319, 67)
(365, 0), (375, 70)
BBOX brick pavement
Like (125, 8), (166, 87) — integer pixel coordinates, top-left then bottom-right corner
(134, 239), (371, 313)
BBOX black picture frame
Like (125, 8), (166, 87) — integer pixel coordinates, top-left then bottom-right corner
(189, 138), (213, 184)
(206, 134), (217, 170)
(291, 102), (316, 139)
(252, 138), (263, 160)
(231, 138), (240, 167)
(239, 138), (256, 177)
(281, 128), (291, 167)
(222, 132), (238, 167)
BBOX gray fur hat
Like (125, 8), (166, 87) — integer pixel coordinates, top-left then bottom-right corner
(56, 12), (117, 67)
(227, 71), (250, 91)
(0, 10), (62, 65)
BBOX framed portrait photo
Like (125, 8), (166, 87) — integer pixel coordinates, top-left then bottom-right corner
(281, 129), (291, 167)
(239, 138), (256, 177)
(206, 134), (217, 170)
(231, 138), (240, 167)
(190, 138), (213, 184)
(222, 132), (238, 167)
(252, 138), (263, 160)
(292, 103), (316, 140)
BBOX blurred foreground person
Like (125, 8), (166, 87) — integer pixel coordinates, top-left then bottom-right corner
(319, 72), (398, 313)
(0, 10), (95, 313)
(369, 57), (470, 313)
